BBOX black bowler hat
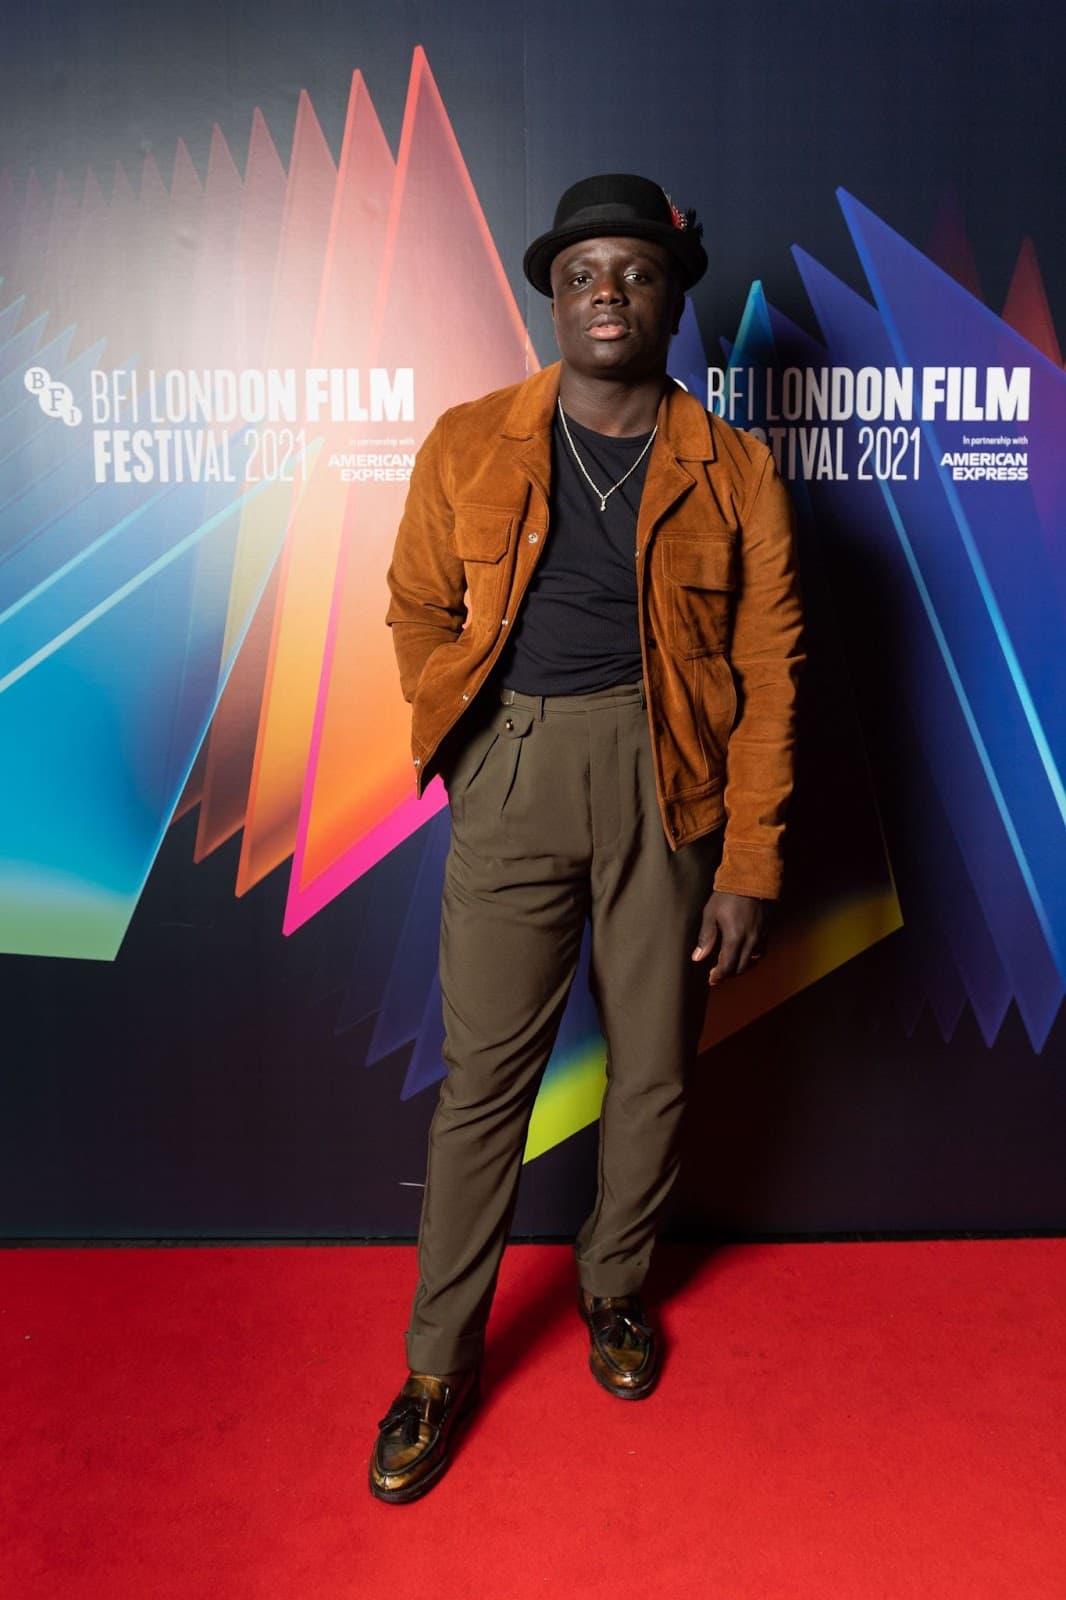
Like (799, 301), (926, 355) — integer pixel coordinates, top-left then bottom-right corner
(523, 172), (707, 297)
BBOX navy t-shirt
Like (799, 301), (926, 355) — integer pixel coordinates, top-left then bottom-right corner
(497, 408), (651, 694)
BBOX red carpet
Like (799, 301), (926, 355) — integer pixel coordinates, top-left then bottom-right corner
(2, 1240), (1064, 1598)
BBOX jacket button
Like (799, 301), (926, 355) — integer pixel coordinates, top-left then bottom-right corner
(413, 758), (420, 767)
(461, 693), (469, 701)
(647, 637), (658, 649)
(527, 531), (539, 544)
(501, 618), (509, 626)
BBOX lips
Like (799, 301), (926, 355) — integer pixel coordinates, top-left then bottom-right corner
(587, 315), (629, 341)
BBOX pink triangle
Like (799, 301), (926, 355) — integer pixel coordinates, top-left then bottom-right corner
(36, 170), (80, 331)
(202, 69), (395, 869)
(927, 187), (983, 301)
(1002, 235), (1063, 365)
(236, 109), (287, 369)
(266, 89), (338, 366)
(0, 166), (14, 284)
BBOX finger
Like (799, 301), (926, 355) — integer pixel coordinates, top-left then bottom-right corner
(733, 931), (762, 977)
(691, 912), (719, 961)
(708, 932), (743, 986)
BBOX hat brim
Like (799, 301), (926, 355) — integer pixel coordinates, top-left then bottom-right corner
(523, 219), (707, 297)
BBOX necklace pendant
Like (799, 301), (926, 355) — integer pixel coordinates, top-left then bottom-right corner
(599, 496), (607, 512)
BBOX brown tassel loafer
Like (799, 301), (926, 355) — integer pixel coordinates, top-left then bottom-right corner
(578, 1288), (661, 1399)
(368, 1367), (480, 1504)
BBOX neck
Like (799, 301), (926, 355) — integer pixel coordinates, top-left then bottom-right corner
(557, 368), (668, 437)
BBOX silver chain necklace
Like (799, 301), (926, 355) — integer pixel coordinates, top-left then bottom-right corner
(556, 398), (658, 512)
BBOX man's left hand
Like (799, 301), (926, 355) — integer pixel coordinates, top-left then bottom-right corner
(691, 890), (769, 986)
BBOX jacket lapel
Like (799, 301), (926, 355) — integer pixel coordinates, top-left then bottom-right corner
(636, 448), (696, 552)
(495, 364), (716, 541)
(499, 363), (560, 524)
(636, 379), (716, 552)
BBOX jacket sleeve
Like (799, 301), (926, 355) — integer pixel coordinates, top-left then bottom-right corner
(385, 411), (468, 703)
(712, 445), (805, 901)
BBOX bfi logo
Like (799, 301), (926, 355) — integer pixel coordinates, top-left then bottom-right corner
(24, 365), (82, 427)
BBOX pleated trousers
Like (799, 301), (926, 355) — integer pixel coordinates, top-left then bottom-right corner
(405, 680), (723, 1375)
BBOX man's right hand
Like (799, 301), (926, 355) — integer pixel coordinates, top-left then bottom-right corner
(691, 889), (769, 986)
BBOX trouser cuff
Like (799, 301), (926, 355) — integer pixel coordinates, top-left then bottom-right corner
(405, 1326), (485, 1375)
(573, 1253), (650, 1299)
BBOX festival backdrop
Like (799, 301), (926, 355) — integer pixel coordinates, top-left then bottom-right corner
(1, 0), (1064, 1238)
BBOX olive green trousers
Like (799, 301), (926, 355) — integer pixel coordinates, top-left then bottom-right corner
(405, 680), (723, 1375)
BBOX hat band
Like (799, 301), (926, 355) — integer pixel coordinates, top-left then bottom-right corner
(555, 200), (663, 229)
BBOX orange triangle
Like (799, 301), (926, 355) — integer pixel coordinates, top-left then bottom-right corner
(290, 47), (536, 910)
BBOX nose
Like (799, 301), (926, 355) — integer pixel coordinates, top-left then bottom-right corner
(591, 269), (626, 304)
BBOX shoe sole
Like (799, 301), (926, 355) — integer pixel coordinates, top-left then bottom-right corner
(368, 1388), (480, 1505)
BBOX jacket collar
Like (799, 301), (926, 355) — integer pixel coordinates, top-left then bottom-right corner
(500, 360), (717, 462)
(501, 361), (715, 540)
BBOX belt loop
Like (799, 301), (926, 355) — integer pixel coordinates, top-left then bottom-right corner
(637, 679), (646, 709)
(535, 694), (545, 721)
(501, 687), (516, 706)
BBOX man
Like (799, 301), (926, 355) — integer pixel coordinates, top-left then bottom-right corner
(371, 174), (804, 1503)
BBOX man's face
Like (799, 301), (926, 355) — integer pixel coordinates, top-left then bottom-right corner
(549, 235), (684, 381)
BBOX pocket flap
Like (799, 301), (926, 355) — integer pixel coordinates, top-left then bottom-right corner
(453, 505), (513, 563)
(662, 536), (736, 591)
(498, 705), (535, 738)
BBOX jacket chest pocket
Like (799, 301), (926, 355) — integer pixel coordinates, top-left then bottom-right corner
(453, 505), (513, 563)
(661, 534), (736, 657)
(452, 505), (514, 625)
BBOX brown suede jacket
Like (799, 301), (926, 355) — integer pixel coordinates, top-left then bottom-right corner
(385, 361), (804, 900)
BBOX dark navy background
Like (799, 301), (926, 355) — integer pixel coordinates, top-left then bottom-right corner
(3, 1), (1064, 359)
(2, 1), (1064, 1238)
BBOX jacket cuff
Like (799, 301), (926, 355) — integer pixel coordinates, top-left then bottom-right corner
(712, 842), (783, 902)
